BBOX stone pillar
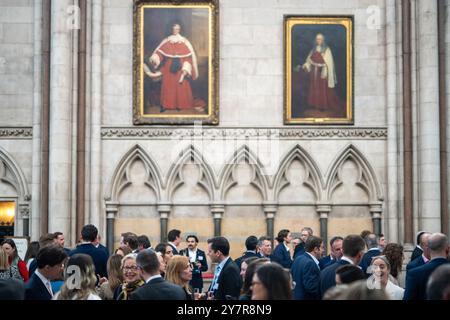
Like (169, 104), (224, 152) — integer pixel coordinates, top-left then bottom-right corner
(263, 202), (277, 245)
(210, 203), (224, 237)
(105, 201), (118, 254)
(158, 203), (171, 242)
(416, 0), (441, 232)
(48, 0), (74, 241)
(316, 204), (331, 255)
(19, 201), (31, 237)
(369, 202), (383, 236)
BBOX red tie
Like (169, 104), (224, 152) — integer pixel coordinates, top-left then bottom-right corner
(46, 281), (53, 296)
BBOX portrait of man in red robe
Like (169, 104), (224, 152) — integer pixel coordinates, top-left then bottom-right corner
(145, 23), (199, 113)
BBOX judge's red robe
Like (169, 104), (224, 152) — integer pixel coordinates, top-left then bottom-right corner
(155, 41), (197, 110)
(307, 51), (342, 111)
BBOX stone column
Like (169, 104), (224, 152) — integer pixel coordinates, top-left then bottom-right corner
(416, 0), (441, 232)
(263, 202), (277, 245)
(316, 203), (331, 255)
(158, 203), (171, 242)
(105, 201), (118, 254)
(369, 202), (383, 236)
(19, 201), (31, 237)
(210, 203), (224, 237)
(48, 0), (74, 241)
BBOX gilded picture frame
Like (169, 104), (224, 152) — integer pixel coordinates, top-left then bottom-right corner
(133, 0), (219, 125)
(284, 16), (354, 125)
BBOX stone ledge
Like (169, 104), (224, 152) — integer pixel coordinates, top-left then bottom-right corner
(101, 126), (388, 140)
(0, 127), (33, 139)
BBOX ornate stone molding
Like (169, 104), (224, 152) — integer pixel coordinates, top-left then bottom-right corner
(101, 127), (387, 140)
(0, 127), (33, 139)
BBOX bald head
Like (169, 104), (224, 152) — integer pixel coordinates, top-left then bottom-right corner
(419, 232), (431, 247)
(428, 233), (449, 258)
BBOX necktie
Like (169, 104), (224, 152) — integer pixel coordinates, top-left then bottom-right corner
(210, 265), (221, 292)
(46, 281), (53, 296)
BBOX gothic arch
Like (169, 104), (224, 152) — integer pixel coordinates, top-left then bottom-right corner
(166, 145), (217, 202)
(325, 144), (383, 202)
(107, 144), (163, 202)
(273, 144), (324, 201)
(218, 145), (270, 201)
(0, 146), (30, 201)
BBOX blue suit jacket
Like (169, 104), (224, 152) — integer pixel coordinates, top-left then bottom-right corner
(319, 255), (336, 270)
(70, 243), (109, 278)
(359, 248), (381, 275)
(293, 242), (305, 260)
(25, 273), (52, 300)
(291, 253), (321, 300)
(320, 259), (351, 297)
(406, 255), (426, 271)
(271, 243), (293, 269)
(404, 257), (449, 300)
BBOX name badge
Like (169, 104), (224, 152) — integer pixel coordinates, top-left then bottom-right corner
(198, 256), (204, 261)
(213, 283), (219, 290)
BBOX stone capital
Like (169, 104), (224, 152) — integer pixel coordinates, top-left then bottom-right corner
(210, 202), (225, 219)
(316, 203), (332, 219)
(157, 202), (172, 217)
(369, 202), (383, 219)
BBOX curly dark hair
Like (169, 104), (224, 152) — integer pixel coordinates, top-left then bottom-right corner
(382, 243), (404, 278)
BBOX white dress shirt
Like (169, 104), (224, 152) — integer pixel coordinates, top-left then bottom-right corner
(145, 274), (162, 284)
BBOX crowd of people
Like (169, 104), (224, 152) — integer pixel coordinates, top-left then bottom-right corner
(0, 225), (449, 300)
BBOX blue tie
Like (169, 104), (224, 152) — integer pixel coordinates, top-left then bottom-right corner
(210, 265), (221, 292)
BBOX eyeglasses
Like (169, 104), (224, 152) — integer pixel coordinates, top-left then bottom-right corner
(123, 266), (138, 271)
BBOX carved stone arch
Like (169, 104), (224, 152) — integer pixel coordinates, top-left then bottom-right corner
(0, 146), (30, 200)
(107, 144), (163, 202)
(273, 144), (324, 201)
(166, 145), (217, 202)
(218, 145), (270, 201)
(325, 144), (383, 202)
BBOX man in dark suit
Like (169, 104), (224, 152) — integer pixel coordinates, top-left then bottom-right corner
(130, 249), (186, 300)
(291, 236), (324, 300)
(53, 232), (71, 255)
(359, 233), (382, 275)
(404, 233), (449, 300)
(167, 229), (182, 255)
(293, 227), (314, 260)
(410, 231), (429, 262)
(406, 232), (431, 271)
(234, 235), (259, 269)
(25, 245), (67, 300)
(320, 234), (365, 297)
(69, 224), (109, 278)
(206, 236), (242, 300)
(179, 235), (208, 292)
(319, 236), (344, 270)
(257, 236), (272, 259)
(120, 232), (139, 253)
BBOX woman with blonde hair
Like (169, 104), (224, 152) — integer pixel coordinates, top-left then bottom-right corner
(97, 254), (123, 300)
(114, 253), (144, 300)
(165, 255), (194, 300)
(54, 253), (101, 300)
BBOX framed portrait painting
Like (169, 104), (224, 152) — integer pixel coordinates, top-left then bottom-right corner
(284, 16), (353, 124)
(133, 0), (219, 125)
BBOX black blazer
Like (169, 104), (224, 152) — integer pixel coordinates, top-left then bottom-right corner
(179, 248), (208, 289)
(25, 273), (52, 300)
(130, 277), (186, 300)
(169, 243), (179, 255)
(320, 259), (351, 297)
(359, 248), (381, 275)
(291, 253), (321, 300)
(319, 255), (336, 270)
(234, 251), (259, 269)
(406, 255), (426, 271)
(70, 243), (109, 278)
(404, 257), (449, 300)
(209, 258), (242, 300)
(293, 242), (305, 260)
(410, 246), (423, 262)
(0, 278), (25, 300)
(271, 243), (293, 269)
